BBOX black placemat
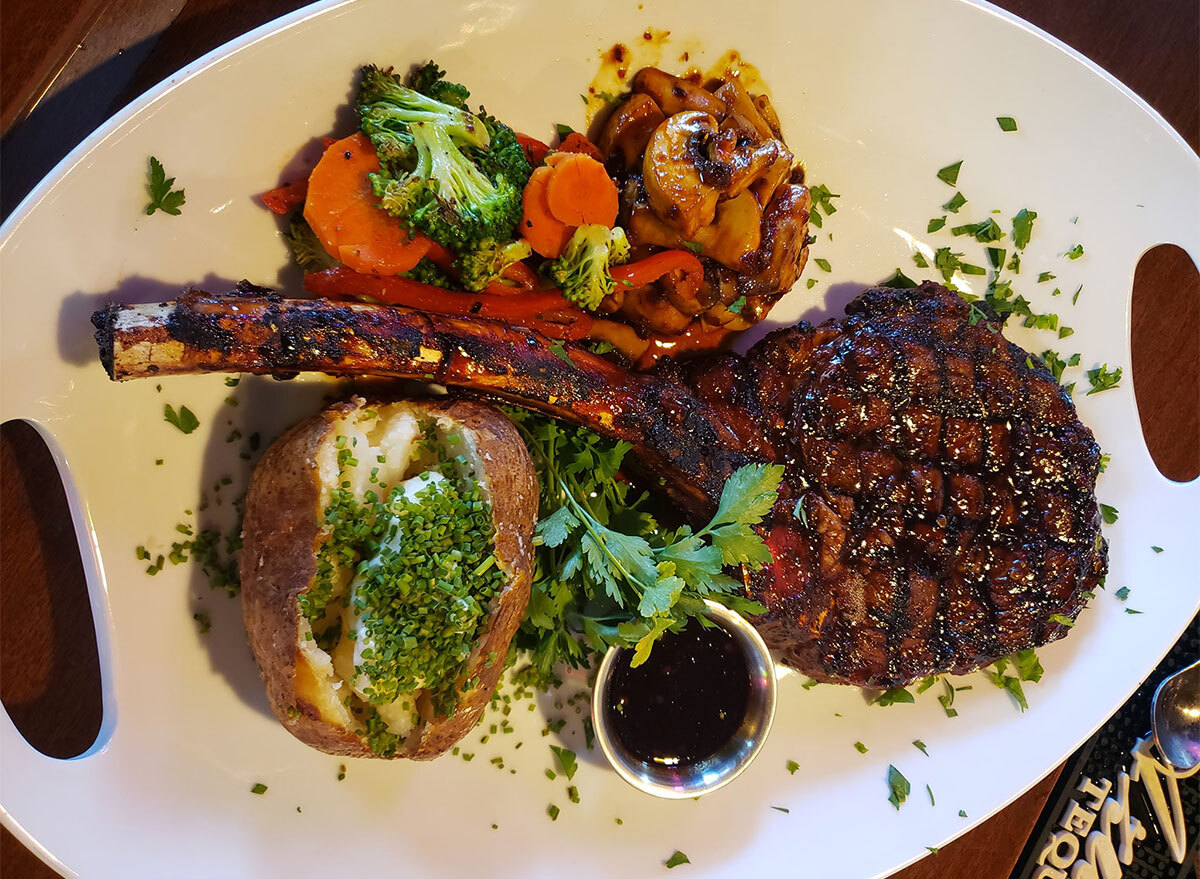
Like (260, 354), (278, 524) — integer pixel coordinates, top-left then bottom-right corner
(1013, 616), (1198, 879)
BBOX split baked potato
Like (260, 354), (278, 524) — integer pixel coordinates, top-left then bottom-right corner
(240, 396), (537, 759)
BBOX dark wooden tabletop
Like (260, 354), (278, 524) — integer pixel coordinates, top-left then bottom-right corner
(1, 1), (1196, 877)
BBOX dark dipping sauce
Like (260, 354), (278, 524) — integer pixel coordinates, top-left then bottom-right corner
(605, 621), (751, 766)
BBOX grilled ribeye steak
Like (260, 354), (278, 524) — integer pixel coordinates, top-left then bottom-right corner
(93, 281), (1107, 687)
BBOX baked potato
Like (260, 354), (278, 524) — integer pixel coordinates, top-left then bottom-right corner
(240, 396), (538, 759)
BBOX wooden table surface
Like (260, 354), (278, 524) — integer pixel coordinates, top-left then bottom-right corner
(1, 1), (1196, 877)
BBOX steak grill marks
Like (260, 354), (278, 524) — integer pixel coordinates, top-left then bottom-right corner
(93, 281), (1106, 687)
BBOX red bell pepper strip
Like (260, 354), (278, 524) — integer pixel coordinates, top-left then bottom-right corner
(556, 132), (604, 162)
(516, 132), (551, 167)
(611, 250), (705, 298)
(304, 267), (594, 339)
(260, 179), (308, 215)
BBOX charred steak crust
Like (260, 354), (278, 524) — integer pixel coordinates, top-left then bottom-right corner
(724, 283), (1107, 686)
(93, 282), (1107, 688)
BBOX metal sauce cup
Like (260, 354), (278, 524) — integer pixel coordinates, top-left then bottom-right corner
(591, 599), (777, 798)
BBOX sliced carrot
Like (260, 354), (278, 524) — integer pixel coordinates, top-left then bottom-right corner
(261, 178), (308, 215)
(544, 153), (619, 227)
(521, 165), (573, 258)
(557, 132), (604, 162)
(516, 132), (551, 166)
(303, 132), (431, 275)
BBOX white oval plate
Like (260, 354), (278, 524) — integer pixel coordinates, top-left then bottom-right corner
(1, 1), (1197, 877)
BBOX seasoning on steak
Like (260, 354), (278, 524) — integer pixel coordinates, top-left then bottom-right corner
(93, 281), (1108, 687)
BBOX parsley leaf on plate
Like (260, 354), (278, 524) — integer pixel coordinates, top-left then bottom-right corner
(887, 765), (910, 809)
(164, 403), (199, 434)
(666, 851), (691, 869)
(937, 161), (963, 186)
(1086, 364), (1122, 395)
(1012, 208), (1037, 249)
(145, 156), (186, 216)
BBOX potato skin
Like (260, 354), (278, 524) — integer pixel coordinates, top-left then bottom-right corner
(239, 397), (538, 759)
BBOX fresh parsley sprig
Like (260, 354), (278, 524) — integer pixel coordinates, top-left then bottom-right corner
(145, 156), (186, 216)
(507, 410), (781, 686)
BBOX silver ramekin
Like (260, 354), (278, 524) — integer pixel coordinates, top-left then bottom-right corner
(591, 599), (777, 798)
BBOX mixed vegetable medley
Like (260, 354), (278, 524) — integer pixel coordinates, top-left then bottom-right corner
(262, 60), (811, 367)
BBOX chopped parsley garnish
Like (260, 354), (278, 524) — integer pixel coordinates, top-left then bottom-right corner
(887, 765), (911, 809)
(727, 295), (747, 314)
(996, 116), (1018, 132)
(665, 851), (691, 869)
(681, 240), (704, 254)
(547, 804), (560, 821)
(787, 760), (800, 775)
(854, 741), (868, 754)
(943, 192), (967, 213)
(933, 247), (964, 282)
(1012, 648), (1044, 683)
(550, 745), (578, 780)
(1066, 244), (1084, 260)
(958, 809), (968, 818)
(1125, 608), (1143, 615)
(912, 740), (929, 756)
(927, 847), (940, 854)
(928, 216), (947, 233)
(1038, 272), (1056, 283)
(1008, 211), (1036, 252)
(1086, 364), (1122, 395)
(145, 156), (186, 216)
(808, 183), (840, 229)
(927, 784), (936, 806)
(881, 268), (918, 289)
(1099, 504), (1119, 524)
(1151, 546), (1164, 553)
(250, 783), (267, 795)
(985, 651), (1041, 712)
(814, 257), (832, 272)
(913, 252), (930, 268)
(1049, 613), (1075, 627)
(224, 376), (240, 387)
(806, 278), (818, 289)
(771, 806), (790, 813)
(547, 340), (576, 369)
(336, 764), (346, 781)
(193, 612), (211, 634)
(1114, 586), (1131, 601)
(554, 123), (575, 139)
(938, 679), (959, 717)
(952, 218), (1004, 243)
(1007, 251), (1021, 273)
(1011, 209), (1037, 249)
(567, 785), (580, 804)
(987, 247), (1006, 269)
(875, 687), (914, 706)
(164, 403), (199, 434)
(1072, 285), (1083, 305)
(937, 161), (963, 186)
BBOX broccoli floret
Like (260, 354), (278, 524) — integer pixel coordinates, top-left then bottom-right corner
(545, 225), (631, 310)
(356, 65), (529, 254)
(401, 256), (453, 288)
(408, 61), (470, 109)
(285, 213), (339, 272)
(474, 110), (533, 191)
(456, 238), (532, 293)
